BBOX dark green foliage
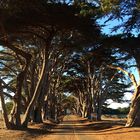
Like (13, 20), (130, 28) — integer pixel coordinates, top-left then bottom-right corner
(102, 106), (130, 115)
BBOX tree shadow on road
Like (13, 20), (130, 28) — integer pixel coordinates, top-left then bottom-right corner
(7, 118), (139, 138)
(49, 119), (131, 135)
(21, 122), (57, 137)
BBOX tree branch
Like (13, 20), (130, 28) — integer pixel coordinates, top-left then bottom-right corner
(108, 65), (138, 90)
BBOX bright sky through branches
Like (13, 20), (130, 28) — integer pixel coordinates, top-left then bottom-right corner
(98, 17), (139, 109)
(97, 16), (139, 36)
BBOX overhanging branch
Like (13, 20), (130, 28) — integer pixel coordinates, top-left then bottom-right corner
(107, 65), (138, 90)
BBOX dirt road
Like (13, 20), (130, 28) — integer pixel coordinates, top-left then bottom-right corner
(35, 115), (140, 140)
(40, 115), (93, 140)
(0, 115), (140, 140)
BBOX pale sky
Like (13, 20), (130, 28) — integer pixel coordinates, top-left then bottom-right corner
(108, 92), (132, 109)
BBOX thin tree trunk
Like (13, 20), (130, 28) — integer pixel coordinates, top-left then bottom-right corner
(97, 96), (102, 121)
(81, 102), (86, 118)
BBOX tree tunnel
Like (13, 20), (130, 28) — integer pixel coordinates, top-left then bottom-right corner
(0, 0), (140, 130)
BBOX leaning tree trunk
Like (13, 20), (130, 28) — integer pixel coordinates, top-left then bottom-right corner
(21, 50), (47, 127)
(126, 52), (140, 127)
(9, 56), (31, 129)
(108, 65), (140, 127)
(125, 86), (140, 127)
(32, 80), (49, 123)
(21, 29), (55, 127)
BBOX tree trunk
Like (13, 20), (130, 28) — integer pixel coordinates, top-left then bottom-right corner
(126, 86), (140, 127)
(42, 100), (48, 121)
(22, 29), (55, 127)
(31, 84), (48, 123)
(81, 102), (87, 118)
(96, 91), (103, 121)
(97, 103), (102, 121)
(9, 55), (31, 129)
(108, 65), (140, 127)
(87, 96), (93, 120)
(50, 95), (56, 120)
(21, 54), (47, 127)
(14, 72), (24, 126)
(32, 106), (43, 123)
(0, 81), (11, 129)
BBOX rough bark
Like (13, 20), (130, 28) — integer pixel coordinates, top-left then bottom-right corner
(126, 86), (140, 127)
